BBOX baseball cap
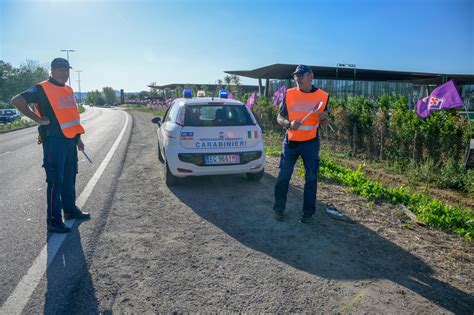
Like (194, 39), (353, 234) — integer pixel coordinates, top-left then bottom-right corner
(292, 64), (312, 76)
(51, 58), (72, 69)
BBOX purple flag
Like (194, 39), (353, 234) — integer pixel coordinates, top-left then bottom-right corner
(273, 85), (286, 106)
(245, 92), (258, 108)
(416, 80), (464, 118)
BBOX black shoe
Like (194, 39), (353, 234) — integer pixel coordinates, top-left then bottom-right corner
(47, 223), (71, 233)
(64, 211), (91, 220)
(274, 211), (285, 221)
(299, 214), (314, 224)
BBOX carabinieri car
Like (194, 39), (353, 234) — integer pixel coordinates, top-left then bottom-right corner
(154, 93), (265, 186)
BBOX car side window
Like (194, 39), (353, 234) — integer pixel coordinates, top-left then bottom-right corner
(162, 104), (173, 123)
(167, 101), (181, 122)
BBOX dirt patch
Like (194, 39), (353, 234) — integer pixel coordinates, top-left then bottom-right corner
(82, 110), (473, 313)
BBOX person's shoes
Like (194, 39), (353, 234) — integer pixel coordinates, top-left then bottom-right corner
(64, 211), (91, 220)
(299, 214), (314, 224)
(274, 211), (285, 221)
(47, 223), (71, 233)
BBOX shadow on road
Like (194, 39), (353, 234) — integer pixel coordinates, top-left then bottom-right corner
(170, 173), (474, 314)
(44, 221), (98, 314)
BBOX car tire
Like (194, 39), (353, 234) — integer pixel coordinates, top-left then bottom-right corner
(163, 158), (179, 186)
(157, 142), (164, 163)
(246, 169), (264, 181)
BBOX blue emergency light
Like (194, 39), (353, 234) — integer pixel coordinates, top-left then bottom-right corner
(219, 89), (228, 99)
(183, 89), (193, 98)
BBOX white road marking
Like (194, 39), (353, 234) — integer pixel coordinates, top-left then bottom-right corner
(0, 110), (130, 314)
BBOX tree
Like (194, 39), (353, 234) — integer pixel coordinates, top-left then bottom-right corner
(138, 90), (149, 100)
(230, 74), (242, 97)
(0, 60), (48, 103)
(103, 87), (117, 105)
(86, 90), (106, 106)
(85, 90), (96, 105)
(224, 75), (232, 87)
(95, 90), (106, 106)
(174, 85), (183, 98)
(149, 82), (159, 99)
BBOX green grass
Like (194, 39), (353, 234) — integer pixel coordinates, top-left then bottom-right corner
(0, 119), (36, 133)
(119, 104), (165, 117)
(264, 133), (473, 241)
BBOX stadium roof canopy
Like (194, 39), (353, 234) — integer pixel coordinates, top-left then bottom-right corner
(224, 63), (474, 85)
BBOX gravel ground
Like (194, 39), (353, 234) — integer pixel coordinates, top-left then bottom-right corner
(77, 110), (473, 313)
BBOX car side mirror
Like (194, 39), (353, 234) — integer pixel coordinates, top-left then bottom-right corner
(151, 117), (161, 126)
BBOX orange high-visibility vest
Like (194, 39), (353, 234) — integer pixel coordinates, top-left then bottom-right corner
(38, 81), (84, 138)
(286, 87), (329, 141)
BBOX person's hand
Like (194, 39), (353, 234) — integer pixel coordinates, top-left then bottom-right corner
(77, 138), (85, 151)
(289, 120), (301, 130)
(38, 116), (50, 126)
(319, 111), (329, 127)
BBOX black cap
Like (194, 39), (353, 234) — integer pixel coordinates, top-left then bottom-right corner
(292, 64), (312, 76)
(51, 58), (72, 69)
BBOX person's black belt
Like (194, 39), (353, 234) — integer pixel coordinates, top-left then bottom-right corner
(287, 137), (318, 148)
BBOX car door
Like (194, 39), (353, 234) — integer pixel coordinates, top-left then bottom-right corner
(158, 104), (171, 151)
(158, 101), (179, 153)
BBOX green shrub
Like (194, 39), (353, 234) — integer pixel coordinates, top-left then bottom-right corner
(407, 159), (438, 184)
(438, 158), (467, 190)
(250, 96), (281, 133)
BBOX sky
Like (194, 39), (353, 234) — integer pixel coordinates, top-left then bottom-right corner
(1, 0), (473, 93)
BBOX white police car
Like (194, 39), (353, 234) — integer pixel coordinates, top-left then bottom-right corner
(153, 90), (265, 186)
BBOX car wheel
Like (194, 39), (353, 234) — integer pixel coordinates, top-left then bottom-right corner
(157, 142), (164, 163)
(246, 169), (264, 181)
(163, 158), (179, 186)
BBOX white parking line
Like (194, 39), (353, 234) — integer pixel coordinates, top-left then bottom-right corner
(0, 110), (130, 314)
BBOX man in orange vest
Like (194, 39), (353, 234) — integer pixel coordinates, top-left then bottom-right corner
(11, 57), (90, 233)
(273, 65), (330, 223)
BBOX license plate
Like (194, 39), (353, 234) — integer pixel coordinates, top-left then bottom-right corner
(204, 154), (240, 165)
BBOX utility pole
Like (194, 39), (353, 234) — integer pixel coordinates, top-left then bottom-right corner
(75, 70), (83, 104)
(60, 49), (75, 86)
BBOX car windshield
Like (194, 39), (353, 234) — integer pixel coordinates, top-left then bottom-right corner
(4, 110), (14, 115)
(184, 105), (254, 126)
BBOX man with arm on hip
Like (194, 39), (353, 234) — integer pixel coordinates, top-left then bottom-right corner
(11, 57), (90, 233)
(273, 64), (330, 223)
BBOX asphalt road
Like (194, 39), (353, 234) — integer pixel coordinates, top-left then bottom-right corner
(0, 106), (132, 312)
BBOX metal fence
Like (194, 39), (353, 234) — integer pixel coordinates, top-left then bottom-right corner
(320, 116), (471, 168)
(271, 80), (474, 111)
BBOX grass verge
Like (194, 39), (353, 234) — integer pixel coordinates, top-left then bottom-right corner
(118, 104), (165, 117)
(0, 119), (36, 133)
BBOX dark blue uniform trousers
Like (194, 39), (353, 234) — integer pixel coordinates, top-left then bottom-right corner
(42, 137), (80, 226)
(274, 135), (320, 216)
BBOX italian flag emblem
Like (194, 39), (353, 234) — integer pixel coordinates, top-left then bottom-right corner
(247, 130), (258, 139)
